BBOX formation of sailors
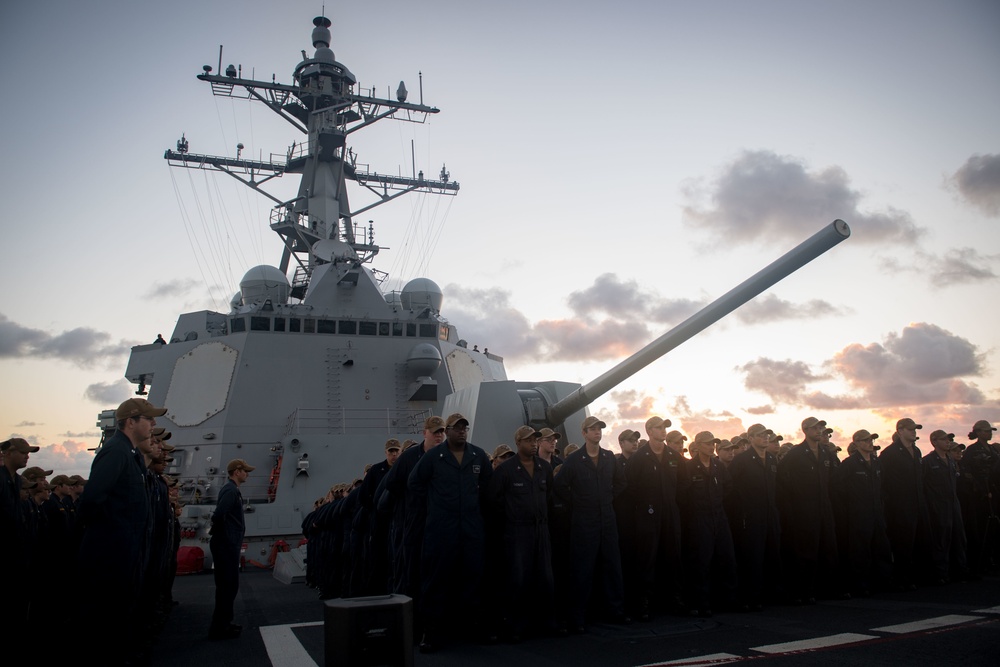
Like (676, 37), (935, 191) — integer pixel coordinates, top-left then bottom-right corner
(302, 413), (1000, 653)
(0, 399), (182, 666)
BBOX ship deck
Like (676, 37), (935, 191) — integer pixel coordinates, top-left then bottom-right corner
(156, 568), (1000, 666)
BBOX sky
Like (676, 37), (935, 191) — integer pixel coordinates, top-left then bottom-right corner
(2, 0), (999, 478)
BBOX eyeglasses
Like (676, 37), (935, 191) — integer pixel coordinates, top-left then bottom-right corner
(448, 425), (469, 432)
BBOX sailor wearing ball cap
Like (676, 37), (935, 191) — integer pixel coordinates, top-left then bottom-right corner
(208, 459), (254, 640)
(962, 419), (1000, 576)
(830, 429), (891, 596)
(76, 397), (167, 663)
(408, 413), (493, 652)
(879, 417), (928, 590)
(922, 430), (967, 584)
(775, 418), (839, 603)
(486, 425), (555, 641)
(554, 415), (628, 631)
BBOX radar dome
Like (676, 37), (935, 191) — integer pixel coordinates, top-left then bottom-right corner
(312, 239), (359, 263)
(239, 265), (290, 305)
(400, 278), (443, 312)
(407, 343), (442, 377)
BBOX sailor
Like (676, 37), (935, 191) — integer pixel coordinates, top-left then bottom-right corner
(553, 415), (629, 632)
(537, 428), (563, 467)
(679, 431), (737, 617)
(626, 416), (685, 619)
(830, 429), (892, 596)
(209, 458), (255, 640)
(1, 438), (38, 632)
(728, 424), (781, 609)
(776, 417), (839, 604)
(613, 428), (640, 617)
(408, 413), (493, 652)
(879, 417), (929, 590)
(487, 425), (556, 641)
(358, 438), (401, 594)
(377, 415), (446, 605)
(492, 444), (515, 469)
(77, 397), (163, 663)
(922, 431), (968, 583)
(961, 420), (999, 577)
(717, 439), (739, 468)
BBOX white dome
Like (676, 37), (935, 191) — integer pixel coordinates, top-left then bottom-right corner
(400, 277), (443, 312)
(407, 343), (442, 377)
(239, 265), (290, 305)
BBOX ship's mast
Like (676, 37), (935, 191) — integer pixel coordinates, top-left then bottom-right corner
(163, 16), (459, 295)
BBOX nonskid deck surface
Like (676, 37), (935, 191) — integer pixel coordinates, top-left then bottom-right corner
(157, 569), (1000, 666)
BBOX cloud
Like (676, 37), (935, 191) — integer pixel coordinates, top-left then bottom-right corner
(62, 431), (99, 439)
(879, 247), (999, 288)
(144, 278), (200, 299)
(682, 150), (923, 245)
(739, 323), (987, 410)
(0, 313), (135, 367)
(84, 379), (133, 405)
(8, 433), (40, 445)
(948, 153), (1000, 217)
(23, 439), (96, 478)
(746, 404), (774, 415)
(15, 421), (41, 427)
(734, 294), (850, 324)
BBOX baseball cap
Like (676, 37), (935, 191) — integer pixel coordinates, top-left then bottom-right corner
(801, 417), (827, 431)
(747, 424), (772, 438)
(694, 431), (721, 445)
(718, 439), (739, 450)
(116, 398), (167, 421)
(972, 420), (996, 432)
(446, 413), (469, 428)
(1, 438), (40, 454)
(385, 438), (401, 451)
(227, 459), (256, 474)
(582, 416), (607, 430)
(538, 428), (561, 440)
(21, 466), (53, 481)
(618, 429), (640, 442)
(852, 429), (879, 442)
(514, 425), (542, 442)
(645, 416), (672, 430)
(896, 417), (922, 431)
(493, 444), (514, 459)
(424, 416), (446, 431)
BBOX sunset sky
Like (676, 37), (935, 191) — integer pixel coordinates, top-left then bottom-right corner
(2, 0), (998, 477)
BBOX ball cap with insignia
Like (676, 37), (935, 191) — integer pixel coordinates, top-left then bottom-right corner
(852, 429), (879, 442)
(116, 398), (167, 421)
(514, 425), (542, 442)
(747, 424), (772, 438)
(385, 438), (401, 451)
(424, 415), (446, 431)
(618, 429), (640, 442)
(582, 415), (607, 430)
(644, 416), (672, 430)
(1, 438), (40, 454)
(227, 459), (256, 474)
(538, 427), (561, 440)
(896, 417), (922, 431)
(493, 444), (514, 459)
(446, 413), (470, 428)
(801, 416), (827, 431)
(694, 431), (721, 445)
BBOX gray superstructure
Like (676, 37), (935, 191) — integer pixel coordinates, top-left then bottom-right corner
(105, 15), (849, 567)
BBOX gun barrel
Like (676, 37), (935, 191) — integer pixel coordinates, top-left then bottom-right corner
(545, 220), (851, 426)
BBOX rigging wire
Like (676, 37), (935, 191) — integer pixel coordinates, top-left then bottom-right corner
(169, 169), (228, 311)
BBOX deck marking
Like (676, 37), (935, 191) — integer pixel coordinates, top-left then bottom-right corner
(871, 614), (981, 634)
(751, 632), (875, 654)
(636, 653), (743, 666)
(972, 606), (1000, 615)
(260, 621), (323, 667)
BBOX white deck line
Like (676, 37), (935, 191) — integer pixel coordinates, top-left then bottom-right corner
(751, 632), (875, 654)
(259, 621), (324, 667)
(972, 606), (1000, 615)
(870, 614), (981, 634)
(635, 653), (743, 666)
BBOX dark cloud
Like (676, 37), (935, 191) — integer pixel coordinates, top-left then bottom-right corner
(84, 380), (133, 405)
(949, 153), (1000, 217)
(735, 294), (849, 325)
(879, 247), (998, 288)
(0, 313), (134, 367)
(144, 278), (201, 299)
(740, 323), (987, 410)
(61, 431), (99, 439)
(739, 358), (829, 404)
(745, 405), (774, 415)
(566, 274), (707, 324)
(682, 150), (923, 245)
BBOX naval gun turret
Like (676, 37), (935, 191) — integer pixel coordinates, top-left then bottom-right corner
(442, 220), (851, 446)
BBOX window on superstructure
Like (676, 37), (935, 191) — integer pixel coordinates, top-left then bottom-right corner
(318, 319), (336, 334)
(378, 323), (390, 336)
(406, 323), (417, 337)
(230, 318), (246, 333)
(338, 320), (357, 335)
(392, 323), (404, 337)
(274, 318), (286, 332)
(289, 318), (301, 333)
(359, 321), (377, 336)
(250, 317), (270, 331)
(419, 324), (436, 338)
(304, 318), (316, 334)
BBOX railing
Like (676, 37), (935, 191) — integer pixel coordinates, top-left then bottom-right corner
(284, 407), (432, 435)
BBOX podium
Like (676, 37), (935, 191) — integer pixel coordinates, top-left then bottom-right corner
(324, 594), (413, 667)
